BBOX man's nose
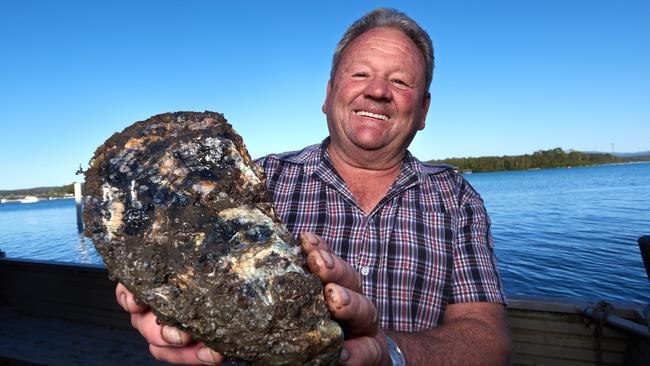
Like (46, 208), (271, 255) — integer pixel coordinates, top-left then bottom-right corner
(363, 78), (392, 101)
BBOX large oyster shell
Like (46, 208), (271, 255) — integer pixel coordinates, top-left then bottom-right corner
(83, 112), (343, 365)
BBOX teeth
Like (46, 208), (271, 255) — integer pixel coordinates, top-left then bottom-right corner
(356, 110), (389, 121)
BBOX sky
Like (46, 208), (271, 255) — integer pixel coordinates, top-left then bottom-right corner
(1, 0), (648, 190)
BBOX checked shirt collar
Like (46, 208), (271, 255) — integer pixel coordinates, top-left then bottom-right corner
(282, 138), (450, 217)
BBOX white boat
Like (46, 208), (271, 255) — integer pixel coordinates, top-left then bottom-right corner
(19, 196), (39, 203)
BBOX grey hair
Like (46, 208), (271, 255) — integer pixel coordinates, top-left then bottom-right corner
(330, 8), (434, 93)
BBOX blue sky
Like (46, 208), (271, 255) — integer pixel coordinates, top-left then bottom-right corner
(1, 0), (648, 190)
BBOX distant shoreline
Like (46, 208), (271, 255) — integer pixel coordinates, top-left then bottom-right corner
(0, 184), (75, 201)
(459, 160), (650, 175)
(428, 148), (650, 174)
(0, 196), (74, 204)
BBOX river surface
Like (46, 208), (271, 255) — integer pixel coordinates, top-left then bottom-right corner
(1, 162), (649, 304)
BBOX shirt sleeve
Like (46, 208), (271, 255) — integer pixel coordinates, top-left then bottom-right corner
(448, 177), (507, 305)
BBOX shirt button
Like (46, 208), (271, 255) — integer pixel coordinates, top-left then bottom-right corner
(360, 266), (370, 276)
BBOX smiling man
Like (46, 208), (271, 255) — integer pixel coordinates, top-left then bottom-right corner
(118, 8), (511, 365)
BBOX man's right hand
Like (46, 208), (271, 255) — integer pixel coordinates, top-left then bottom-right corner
(115, 283), (224, 365)
(299, 232), (391, 366)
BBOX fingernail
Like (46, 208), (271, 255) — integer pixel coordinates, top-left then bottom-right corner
(125, 292), (136, 310)
(302, 232), (319, 245)
(197, 347), (218, 364)
(340, 346), (350, 362)
(339, 287), (351, 306)
(162, 325), (183, 345)
(320, 251), (334, 269)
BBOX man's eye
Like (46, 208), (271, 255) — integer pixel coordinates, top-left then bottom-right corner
(352, 72), (368, 78)
(393, 79), (408, 86)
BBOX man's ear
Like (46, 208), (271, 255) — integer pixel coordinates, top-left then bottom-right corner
(418, 92), (431, 130)
(322, 80), (332, 114)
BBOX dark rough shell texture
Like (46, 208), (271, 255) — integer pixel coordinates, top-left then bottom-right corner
(83, 112), (342, 365)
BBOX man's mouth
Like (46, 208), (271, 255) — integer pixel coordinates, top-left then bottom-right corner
(354, 110), (389, 121)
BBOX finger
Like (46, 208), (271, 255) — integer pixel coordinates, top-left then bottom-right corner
(324, 283), (379, 337)
(130, 310), (192, 347)
(300, 232), (331, 255)
(149, 343), (225, 365)
(307, 249), (362, 292)
(115, 282), (148, 314)
(340, 337), (387, 366)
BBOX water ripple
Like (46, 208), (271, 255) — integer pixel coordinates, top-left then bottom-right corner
(469, 163), (650, 304)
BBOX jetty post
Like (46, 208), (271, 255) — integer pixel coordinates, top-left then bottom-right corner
(74, 182), (83, 233)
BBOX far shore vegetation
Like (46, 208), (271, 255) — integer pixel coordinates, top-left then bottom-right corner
(0, 184), (75, 200)
(428, 148), (650, 173)
(1, 149), (649, 199)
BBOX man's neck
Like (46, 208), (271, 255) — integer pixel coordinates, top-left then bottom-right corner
(327, 144), (403, 215)
(327, 139), (406, 171)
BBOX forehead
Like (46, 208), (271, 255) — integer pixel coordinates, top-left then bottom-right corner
(339, 27), (425, 74)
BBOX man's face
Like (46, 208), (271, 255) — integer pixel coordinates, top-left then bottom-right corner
(322, 27), (430, 156)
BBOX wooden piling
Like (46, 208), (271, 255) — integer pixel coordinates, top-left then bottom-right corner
(74, 182), (83, 232)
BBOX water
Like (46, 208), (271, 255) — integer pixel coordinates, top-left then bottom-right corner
(465, 162), (650, 304)
(1, 162), (649, 304)
(0, 199), (102, 264)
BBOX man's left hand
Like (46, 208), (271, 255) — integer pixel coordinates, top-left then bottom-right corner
(300, 232), (391, 366)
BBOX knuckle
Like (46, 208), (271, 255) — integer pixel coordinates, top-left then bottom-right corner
(360, 302), (379, 330)
(366, 338), (383, 365)
(355, 272), (363, 291)
(123, 292), (134, 311)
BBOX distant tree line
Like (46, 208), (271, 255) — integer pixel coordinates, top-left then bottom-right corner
(0, 184), (75, 200)
(427, 148), (650, 173)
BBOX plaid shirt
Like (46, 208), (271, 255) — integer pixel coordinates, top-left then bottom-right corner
(256, 141), (506, 332)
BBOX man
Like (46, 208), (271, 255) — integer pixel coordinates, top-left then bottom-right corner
(117, 8), (511, 365)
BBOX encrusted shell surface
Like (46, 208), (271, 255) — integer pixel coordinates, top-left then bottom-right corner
(83, 112), (342, 365)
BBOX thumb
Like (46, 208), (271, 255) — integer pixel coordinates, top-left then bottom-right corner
(340, 336), (389, 366)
